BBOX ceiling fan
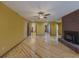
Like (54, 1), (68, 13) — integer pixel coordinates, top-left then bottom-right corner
(33, 11), (51, 19)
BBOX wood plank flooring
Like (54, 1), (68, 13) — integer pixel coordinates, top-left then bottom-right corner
(3, 33), (79, 58)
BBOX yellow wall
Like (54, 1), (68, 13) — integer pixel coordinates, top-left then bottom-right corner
(58, 22), (62, 35)
(50, 22), (56, 36)
(0, 2), (25, 56)
(36, 22), (45, 35)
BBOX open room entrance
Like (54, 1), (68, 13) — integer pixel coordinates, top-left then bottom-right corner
(27, 22), (36, 36)
(44, 22), (50, 35)
(31, 22), (36, 36)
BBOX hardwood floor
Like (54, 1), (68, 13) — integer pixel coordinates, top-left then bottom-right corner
(3, 33), (79, 58)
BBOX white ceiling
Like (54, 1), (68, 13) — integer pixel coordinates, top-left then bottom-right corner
(2, 1), (79, 21)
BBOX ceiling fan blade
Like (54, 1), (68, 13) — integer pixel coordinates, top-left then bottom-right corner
(44, 16), (47, 18)
(44, 13), (50, 16)
(38, 11), (44, 14)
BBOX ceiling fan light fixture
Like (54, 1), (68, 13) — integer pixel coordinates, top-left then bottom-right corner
(39, 14), (44, 19)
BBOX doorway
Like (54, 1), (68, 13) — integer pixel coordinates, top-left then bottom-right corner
(27, 22), (36, 36)
(27, 23), (31, 36)
(44, 22), (50, 35)
(31, 22), (36, 36)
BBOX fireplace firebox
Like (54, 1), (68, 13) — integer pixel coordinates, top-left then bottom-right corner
(64, 31), (79, 45)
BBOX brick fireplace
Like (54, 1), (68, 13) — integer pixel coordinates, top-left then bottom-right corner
(60, 9), (79, 53)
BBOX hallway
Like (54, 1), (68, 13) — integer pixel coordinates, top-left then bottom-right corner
(3, 34), (79, 58)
